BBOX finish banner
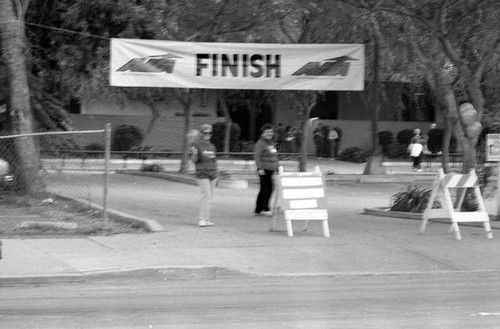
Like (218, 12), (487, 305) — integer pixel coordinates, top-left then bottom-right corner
(110, 38), (364, 91)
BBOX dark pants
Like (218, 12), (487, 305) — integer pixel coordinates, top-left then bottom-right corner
(412, 156), (421, 169)
(255, 170), (274, 213)
(314, 139), (324, 157)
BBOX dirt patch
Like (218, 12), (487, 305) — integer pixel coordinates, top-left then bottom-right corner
(0, 192), (149, 237)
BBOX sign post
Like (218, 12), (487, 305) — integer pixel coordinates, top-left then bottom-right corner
(271, 166), (329, 237)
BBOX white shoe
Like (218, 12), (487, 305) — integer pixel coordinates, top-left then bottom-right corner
(261, 211), (273, 217)
(199, 220), (215, 227)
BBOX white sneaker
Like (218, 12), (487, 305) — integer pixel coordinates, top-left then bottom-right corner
(199, 220), (215, 227)
(261, 211), (273, 217)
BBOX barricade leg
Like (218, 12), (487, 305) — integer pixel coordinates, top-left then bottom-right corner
(322, 220), (330, 238)
(286, 220), (293, 237)
(484, 222), (493, 239)
(270, 212), (278, 232)
(452, 223), (462, 240)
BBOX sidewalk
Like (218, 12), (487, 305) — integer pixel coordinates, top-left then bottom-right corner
(1, 158), (499, 284)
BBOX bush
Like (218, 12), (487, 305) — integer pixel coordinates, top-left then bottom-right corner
(338, 147), (370, 163)
(84, 143), (104, 151)
(385, 143), (408, 159)
(39, 135), (80, 157)
(390, 185), (438, 213)
(378, 131), (394, 155)
(130, 145), (154, 160)
(211, 122), (241, 152)
(83, 143), (105, 158)
(396, 129), (414, 145)
(112, 125), (144, 151)
(140, 163), (164, 172)
(390, 184), (477, 213)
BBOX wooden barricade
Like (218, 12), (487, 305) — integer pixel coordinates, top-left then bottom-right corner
(420, 168), (493, 240)
(271, 166), (330, 237)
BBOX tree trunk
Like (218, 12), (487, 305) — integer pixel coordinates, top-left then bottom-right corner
(217, 92), (232, 155)
(298, 105), (311, 172)
(142, 99), (161, 146)
(0, 0), (45, 194)
(178, 90), (193, 173)
(364, 41), (385, 175)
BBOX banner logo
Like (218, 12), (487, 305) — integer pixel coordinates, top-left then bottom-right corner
(117, 53), (181, 73)
(292, 56), (357, 76)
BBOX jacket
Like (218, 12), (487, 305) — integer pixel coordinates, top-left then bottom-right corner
(191, 140), (218, 180)
(254, 137), (279, 171)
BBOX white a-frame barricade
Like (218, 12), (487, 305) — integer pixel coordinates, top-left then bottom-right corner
(271, 166), (330, 237)
(420, 168), (493, 240)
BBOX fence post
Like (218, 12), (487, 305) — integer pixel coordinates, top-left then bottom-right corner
(103, 123), (111, 229)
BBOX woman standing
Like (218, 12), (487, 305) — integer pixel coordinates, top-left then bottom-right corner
(254, 123), (279, 216)
(190, 124), (218, 227)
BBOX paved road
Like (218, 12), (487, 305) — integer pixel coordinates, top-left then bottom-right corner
(2, 273), (499, 329)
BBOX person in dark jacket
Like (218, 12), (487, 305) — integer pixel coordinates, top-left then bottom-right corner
(254, 123), (279, 216)
(189, 124), (218, 227)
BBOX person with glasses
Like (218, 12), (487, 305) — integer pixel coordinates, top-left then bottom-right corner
(254, 123), (279, 217)
(189, 124), (218, 227)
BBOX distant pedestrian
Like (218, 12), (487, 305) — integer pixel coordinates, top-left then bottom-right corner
(276, 123), (286, 152)
(408, 128), (424, 171)
(327, 126), (339, 160)
(313, 123), (325, 159)
(284, 125), (296, 156)
(189, 124), (218, 227)
(254, 123), (279, 217)
(294, 127), (303, 154)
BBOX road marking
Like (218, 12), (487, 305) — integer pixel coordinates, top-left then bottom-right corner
(470, 312), (500, 316)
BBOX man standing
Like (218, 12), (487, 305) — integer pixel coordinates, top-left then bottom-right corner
(313, 123), (325, 159)
(327, 126), (339, 159)
(254, 123), (279, 216)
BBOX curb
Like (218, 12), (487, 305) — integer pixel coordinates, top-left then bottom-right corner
(364, 207), (500, 230)
(54, 193), (164, 232)
(0, 266), (251, 286)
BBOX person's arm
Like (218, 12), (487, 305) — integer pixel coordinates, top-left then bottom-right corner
(189, 145), (199, 163)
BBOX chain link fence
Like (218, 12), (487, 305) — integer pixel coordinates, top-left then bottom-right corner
(0, 125), (111, 237)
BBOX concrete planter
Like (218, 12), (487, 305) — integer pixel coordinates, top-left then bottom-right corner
(364, 207), (422, 220)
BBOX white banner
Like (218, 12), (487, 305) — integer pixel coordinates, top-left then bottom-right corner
(110, 39), (364, 91)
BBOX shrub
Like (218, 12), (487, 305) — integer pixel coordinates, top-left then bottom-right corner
(112, 125), (144, 151)
(396, 129), (414, 145)
(390, 185), (438, 213)
(385, 143), (408, 159)
(378, 131), (394, 155)
(39, 135), (80, 157)
(83, 143), (105, 158)
(211, 122), (241, 152)
(130, 145), (154, 160)
(140, 163), (164, 172)
(338, 147), (370, 163)
(390, 184), (478, 213)
(85, 143), (104, 151)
